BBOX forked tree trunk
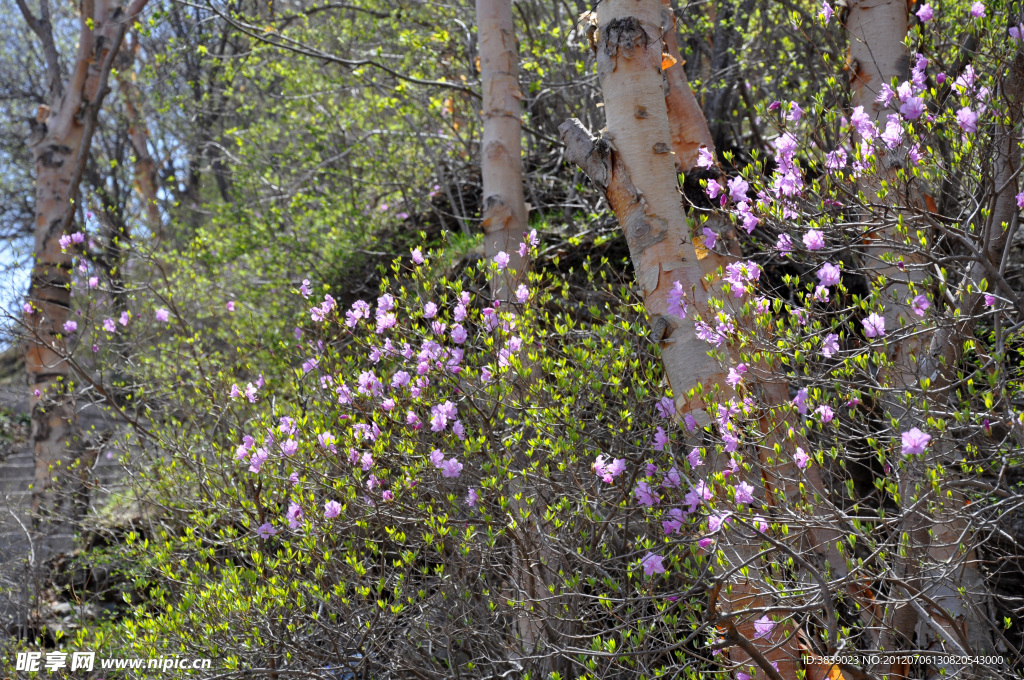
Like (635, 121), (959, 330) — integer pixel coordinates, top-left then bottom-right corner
(19, 0), (149, 558)
(477, 0), (528, 299)
(561, 2), (792, 678)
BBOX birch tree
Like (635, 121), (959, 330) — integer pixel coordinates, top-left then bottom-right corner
(477, 0), (528, 298)
(16, 0), (149, 554)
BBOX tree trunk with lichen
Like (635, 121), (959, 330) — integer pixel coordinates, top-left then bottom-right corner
(477, 0), (527, 299)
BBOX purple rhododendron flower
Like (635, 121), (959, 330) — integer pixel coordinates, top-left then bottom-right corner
(663, 466), (681, 489)
(793, 387), (809, 415)
(423, 301), (437, 318)
(817, 263), (841, 287)
(911, 294), (930, 317)
(702, 226), (718, 249)
(825, 147), (847, 171)
(803, 229), (825, 250)
(641, 552), (666, 576)
(440, 458), (463, 478)
(862, 312), (886, 338)
(794, 447), (811, 469)
(727, 175), (749, 203)
(666, 281), (689, 319)
(411, 248), (424, 264)
(815, 405), (835, 423)
(697, 147), (714, 168)
(634, 481), (660, 507)
(655, 396), (675, 419)
(63, 320), (77, 333)
(663, 508), (685, 535)
(653, 427), (669, 451)
(466, 488), (479, 507)
(754, 615), (775, 639)
(687, 447), (703, 468)
(956, 107), (978, 133)
(819, 1), (833, 24)
(324, 500), (341, 518)
(900, 97), (925, 120)
(493, 251), (510, 270)
(256, 523), (277, 539)
(822, 333), (839, 358)
(916, 3), (933, 21)
(735, 481), (755, 505)
(286, 502), (304, 529)
(970, 2), (984, 18)
(984, 294), (996, 306)
(902, 428), (931, 456)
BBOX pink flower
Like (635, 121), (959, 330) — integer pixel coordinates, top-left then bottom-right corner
(411, 248), (424, 264)
(655, 396), (675, 419)
(299, 280), (312, 298)
(382, 490), (394, 501)
(815, 405), (834, 423)
(654, 427), (669, 451)
(702, 226), (718, 249)
(466, 488), (479, 507)
(956, 107), (978, 133)
(103, 318), (116, 333)
(916, 3), (933, 21)
(63, 320), (77, 333)
(753, 516), (768, 533)
(726, 363), (747, 387)
(286, 502), (304, 529)
(969, 2), (984, 18)
(817, 263), (841, 287)
(641, 552), (666, 576)
(441, 458), (463, 478)
(515, 285), (529, 303)
(776, 233), (793, 255)
(803, 229), (825, 250)
(423, 301), (437, 318)
(735, 481), (755, 505)
(984, 294), (996, 306)
(911, 294), (930, 317)
(794, 447), (811, 469)
(88, 276), (99, 288)
(698, 537), (714, 549)
(493, 251), (510, 270)
(663, 508), (685, 535)
(663, 466), (682, 489)
(754, 615), (775, 639)
(697, 147), (715, 168)
(324, 500), (341, 518)
(901, 427), (931, 456)
(788, 101), (804, 121)
(825, 148), (846, 171)
(819, 1), (833, 24)
(687, 447), (703, 468)
(155, 308), (170, 323)
(727, 176), (749, 203)
(793, 387), (809, 415)
(256, 523), (277, 539)
(862, 312), (886, 338)
(666, 281), (689, 319)
(634, 481), (660, 507)
(822, 333), (839, 358)
(900, 97), (926, 120)
(248, 447), (268, 473)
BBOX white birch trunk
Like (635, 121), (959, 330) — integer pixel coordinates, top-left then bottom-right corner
(477, 0), (528, 299)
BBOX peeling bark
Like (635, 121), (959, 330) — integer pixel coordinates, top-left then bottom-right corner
(19, 0), (150, 559)
(660, 0), (715, 172)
